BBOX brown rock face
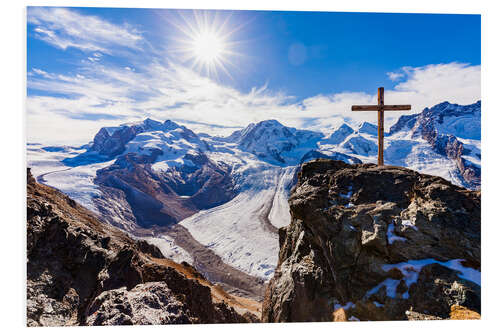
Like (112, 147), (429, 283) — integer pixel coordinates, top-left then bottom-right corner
(27, 170), (255, 326)
(262, 159), (480, 322)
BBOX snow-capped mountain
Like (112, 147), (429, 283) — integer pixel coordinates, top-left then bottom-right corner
(27, 100), (481, 287)
(388, 101), (481, 189)
(219, 119), (323, 165)
(322, 123), (354, 145)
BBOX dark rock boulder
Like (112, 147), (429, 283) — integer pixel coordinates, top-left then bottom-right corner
(262, 159), (480, 322)
(408, 263), (480, 318)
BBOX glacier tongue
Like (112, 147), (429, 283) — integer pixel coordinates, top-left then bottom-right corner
(179, 163), (297, 281)
(269, 166), (296, 229)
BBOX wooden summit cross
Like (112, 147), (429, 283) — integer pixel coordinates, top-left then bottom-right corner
(351, 87), (411, 166)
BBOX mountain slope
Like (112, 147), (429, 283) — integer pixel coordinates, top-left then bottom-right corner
(221, 119), (323, 165)
(27, 168), (259, 326)
(389, 101), (481, 189)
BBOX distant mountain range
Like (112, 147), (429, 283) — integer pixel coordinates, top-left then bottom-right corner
(27, 100), (481, 283)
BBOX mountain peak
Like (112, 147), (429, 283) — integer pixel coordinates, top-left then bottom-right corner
(324, 123), (354, 145)
(142, 118), (164, 130)
(358, 122), (378, 136)
(256, 119), (283, 127)
(163, 119), (181, 129)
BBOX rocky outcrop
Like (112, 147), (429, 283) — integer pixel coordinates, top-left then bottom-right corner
(299, 150), (362, 165)
(85, 282), (195, 325)
(262, 159), (480, 322)
(26, 169), (256, 326)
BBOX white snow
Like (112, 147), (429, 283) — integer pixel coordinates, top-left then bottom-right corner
(180, 163), (295, 280)
(180, 191), (279, 280)
(435, 112), (481, 141)
(27, 144), (115, 213)
(366, 278), (402, 298)
(334, 302), (355, 311)
(177, 137), (302, 280)
(125, 130), (202, 171)
(27, 144), (85, 178)
(383, 258), (481, 286)
(339, 186), (353, 199)
(41, 160), (116, 213)
(401, 218), (418, 231)
(179, 146), (297, 280)
(268, 166), (296, 228)
(367, 258), (481, 300)
(387, 223), (407, 244)
(137, 235), (194, 265)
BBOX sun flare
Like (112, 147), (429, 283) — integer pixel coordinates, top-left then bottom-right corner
(190, 31), (227, 65)
(168, 10), (243, 79)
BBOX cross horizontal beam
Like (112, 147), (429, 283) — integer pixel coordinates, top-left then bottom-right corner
(351, 104), (411, 111)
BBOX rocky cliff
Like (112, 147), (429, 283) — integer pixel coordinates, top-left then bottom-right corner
(27, 169), (259, 326)
(262, 159), (480, 322)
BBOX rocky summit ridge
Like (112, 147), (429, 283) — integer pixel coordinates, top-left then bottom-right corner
(26, 168), (259, 326)
(262, 159), (480, 322)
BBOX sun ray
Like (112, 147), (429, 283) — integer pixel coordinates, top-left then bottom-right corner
(164, 10), (247, 80)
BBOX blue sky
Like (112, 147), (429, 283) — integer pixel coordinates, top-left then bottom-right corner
(26, 7), (481, 144)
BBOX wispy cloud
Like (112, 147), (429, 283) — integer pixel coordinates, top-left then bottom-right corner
(27, 7), (142, 53)
(27, 60), (480, 145)
(390, 62), (480, 104)
(387, 71), (404, 81)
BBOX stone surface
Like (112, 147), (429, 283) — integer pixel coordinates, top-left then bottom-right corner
(86, 282), (194, 325)
(262, 159), (480, 322)
(449, 305), (480, 320)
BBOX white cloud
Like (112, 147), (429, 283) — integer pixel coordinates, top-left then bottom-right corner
(27, 61), (481, 145)
(391, 62), (480, 104)
(27, 7), (142, 53)
(387, 71), (404, 81)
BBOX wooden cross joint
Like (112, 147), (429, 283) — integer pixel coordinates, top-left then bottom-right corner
(351, 87), (411, 166)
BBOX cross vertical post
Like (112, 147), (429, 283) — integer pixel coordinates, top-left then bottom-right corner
(351, 87), (411, 167)
(377, 87), (384, 166)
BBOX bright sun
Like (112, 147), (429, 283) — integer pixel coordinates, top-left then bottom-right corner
(170, 10), (242, 79)
(191, 31), (227, 65)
